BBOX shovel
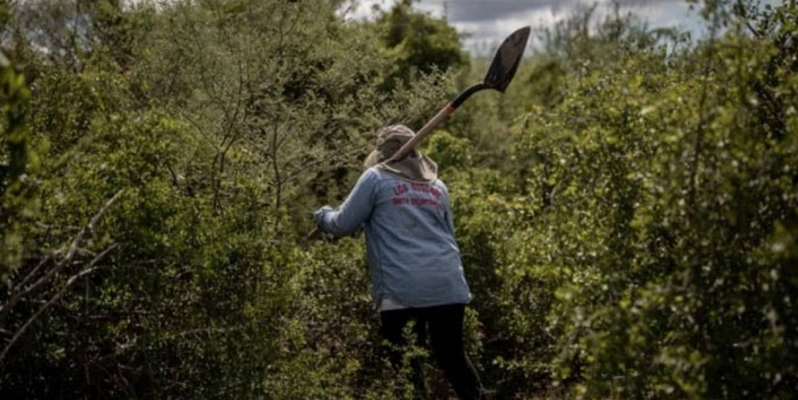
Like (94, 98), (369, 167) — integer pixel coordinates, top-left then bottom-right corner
(308, 26), (530, 242)
(386, 26), (531, 163)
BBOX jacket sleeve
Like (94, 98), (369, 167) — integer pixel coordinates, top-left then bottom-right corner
(314, 169), (377, 237)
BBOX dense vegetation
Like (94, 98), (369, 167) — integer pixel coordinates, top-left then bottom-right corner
(1, 0), (796, 399)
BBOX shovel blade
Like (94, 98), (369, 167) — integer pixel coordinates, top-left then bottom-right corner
(483, 26), (530, 93)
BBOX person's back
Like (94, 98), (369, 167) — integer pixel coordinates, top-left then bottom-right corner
(317, 166), (471, 309)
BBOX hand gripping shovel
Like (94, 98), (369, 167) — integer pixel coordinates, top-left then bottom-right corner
(308, 27), (530, 243)
(385, 26), (531, 163)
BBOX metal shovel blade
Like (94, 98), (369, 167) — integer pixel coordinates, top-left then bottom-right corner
(483, 26), (530, 93)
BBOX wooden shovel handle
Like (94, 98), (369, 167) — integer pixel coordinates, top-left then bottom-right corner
(387, 103), (455, 163)
(386, 83), (489, 163)
(306, 227), (322, 241)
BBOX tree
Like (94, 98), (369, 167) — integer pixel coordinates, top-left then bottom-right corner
(376, 0), (466, 88)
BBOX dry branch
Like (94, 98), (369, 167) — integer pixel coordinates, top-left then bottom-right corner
(0, 190), (124, 332)
(0, 242), (119, 363)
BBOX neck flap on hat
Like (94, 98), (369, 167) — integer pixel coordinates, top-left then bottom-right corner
(377, 152), (438, 183)
(364, 124), (438, 183)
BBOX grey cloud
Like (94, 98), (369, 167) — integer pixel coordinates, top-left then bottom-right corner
(419, 0), (688, 23)
(443, 0), (577, 22)
(357, 0), (707, 54)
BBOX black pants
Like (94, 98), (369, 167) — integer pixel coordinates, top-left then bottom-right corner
(380, 304), (483, 400)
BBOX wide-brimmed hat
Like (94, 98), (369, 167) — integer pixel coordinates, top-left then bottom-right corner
(365, 125), (437, 183)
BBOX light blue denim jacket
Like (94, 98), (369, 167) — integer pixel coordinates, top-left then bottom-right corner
(314, 167), (471, 309)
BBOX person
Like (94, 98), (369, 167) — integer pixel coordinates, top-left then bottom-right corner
(314, 125), (484, 400)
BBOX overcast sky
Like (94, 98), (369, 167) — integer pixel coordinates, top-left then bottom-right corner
(343, 0), (716, 54)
